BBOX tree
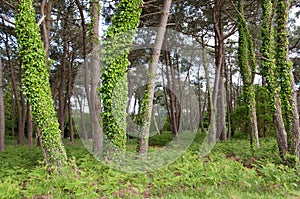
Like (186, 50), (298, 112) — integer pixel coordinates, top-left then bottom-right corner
(15, 0), (67, 170)
(101, 0), (143, 150)
(90, 0), (103, 155)
(237, 0), (260, 148)
(0, 57), (4, 151)
(261, 0), (287, 158)
(275, 0), (300, 161)
(138, 0), (172, 157)
(258, 0), (300, 163)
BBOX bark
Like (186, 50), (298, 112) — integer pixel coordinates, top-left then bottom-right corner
(276, 0), (299, 160)
(138, 0), (172, 157)
(274, 95), (288, 157)
(0, 57), (5, 151)
(218, 74), (226, 141)
(58, 39), (67, 140)
(209, 2), (223, 144)
(165, 52), (179, 140)
(76, 95), (87, 139)
(216, 12), (227, 142)
(261, 0), (287, 157)
(90, 0), (103, 155)
(41, 0), (53, 64)
(4, 27), (24, 145)
(27, 103), (33, 150)
(290, 73), (300, 159)
(75, 0), (92, 138)
(197, 66), (204, 132)
(11, 95), (15, 137)
(66, 50), (75, 143)
(201, 38), (212, 132)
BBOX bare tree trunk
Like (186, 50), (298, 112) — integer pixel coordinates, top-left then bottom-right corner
(76, 95), (87, 139)
(0, 57), (5, 151)
(166, 52), (179, 140)
(21, 92), (27, 141)
(209, 3), (223, 144)
(27, 103), (33, 150)
(290, 73), (300, 159)
(274, 95), (288, 157)
(58, 39), (67, 140)
(90, 0), (103, 155)
(75, 0), (92, 139)
(216, 13), (227, 142)
(4, 29), (24, 145)
(66, 50), (75, 143)
(68, 101), (74, 143)
(218, 74), (226, 141)
(138, 0), (172, 157)
(11, 95), (15, 137)
(41, 0), (53, 65)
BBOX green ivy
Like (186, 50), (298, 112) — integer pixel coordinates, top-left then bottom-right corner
(237, 1), (258, 148)
(275, 0), (296, 155)
(101, 0), (143, 150)
(261, 0), (278, 114)
(15, 0), (67, 170)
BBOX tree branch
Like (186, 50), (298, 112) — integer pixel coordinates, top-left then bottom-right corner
(0, 14), (15, 25)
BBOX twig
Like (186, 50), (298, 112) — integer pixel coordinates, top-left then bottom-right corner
(0, 14), (15, 25)
(37, 15), (46, 26)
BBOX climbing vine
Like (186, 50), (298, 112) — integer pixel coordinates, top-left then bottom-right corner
(101, 0), (143, 150)
(15, 0), (67, 169)
(237, 0), (259, 148)
(275, 0), (296, 154)
(261, 0), (278, 112)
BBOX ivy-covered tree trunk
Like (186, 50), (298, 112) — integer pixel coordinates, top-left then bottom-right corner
(138, 0), (172, 157)
(101, 0), (142, 150)
(276, 0), (300, 161)
(15, 0), (67, 169)
(0, 57), (4, 151)
(237, 0), (260, 148)
(261, 0), (288, 157)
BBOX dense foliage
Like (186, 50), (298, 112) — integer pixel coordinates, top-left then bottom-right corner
(0, 135), (299, 198)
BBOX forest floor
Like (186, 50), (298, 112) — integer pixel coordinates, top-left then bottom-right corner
(0, 132), (300, 199)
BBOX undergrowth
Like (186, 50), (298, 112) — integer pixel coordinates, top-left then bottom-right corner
(0, 133), (299, 198)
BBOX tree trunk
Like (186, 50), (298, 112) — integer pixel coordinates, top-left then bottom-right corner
(75, 0), (92, 139)
(209, 2), (223, 144)
(58, 39), (67, 140)
(90, 0), (103, 155)
(138, 0), (172, 157)
(261, 0), (288, 157)
(66, 50), (75, 143)
(290, 73), (300, 160)
(275, 0), (300, 161)
(27, 103), (33, 150)
(0, 57), (5, 151)
(16, 0), (67, 170)
(4, 28), (24, 145)
(101, 0), (142, 151)
(41, 0), (53, 66)
(76, 95), (87, 139)
(237, 0), (260, 148)
(218, 74), (226, 141)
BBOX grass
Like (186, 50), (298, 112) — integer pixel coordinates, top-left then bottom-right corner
(0, 132), (300, 198)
